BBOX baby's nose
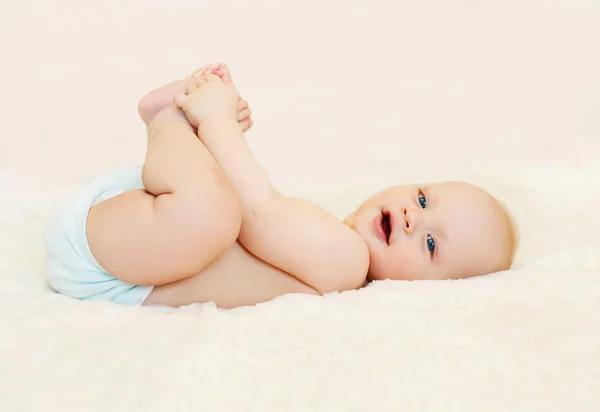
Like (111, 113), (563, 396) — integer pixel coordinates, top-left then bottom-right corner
(402, 207), (420, 235)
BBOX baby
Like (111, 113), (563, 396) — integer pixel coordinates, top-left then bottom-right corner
(45, 63), (517, 309)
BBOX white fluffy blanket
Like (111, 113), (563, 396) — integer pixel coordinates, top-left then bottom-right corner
(1, 162), (599, 412)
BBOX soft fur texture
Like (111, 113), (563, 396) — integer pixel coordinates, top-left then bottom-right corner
(1, 163), (599, 412)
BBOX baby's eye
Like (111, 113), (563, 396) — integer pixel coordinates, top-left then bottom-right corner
(418, 190), (427, 209)
(427, 234), (436, 256)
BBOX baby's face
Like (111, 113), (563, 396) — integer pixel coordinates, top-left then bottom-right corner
(345, 182), (512, 281)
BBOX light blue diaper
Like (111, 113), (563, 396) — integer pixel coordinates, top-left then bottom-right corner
(45, 165), (154, 305)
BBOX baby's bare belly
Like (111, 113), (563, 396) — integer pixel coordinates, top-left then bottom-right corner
(143, 242), (319, 309)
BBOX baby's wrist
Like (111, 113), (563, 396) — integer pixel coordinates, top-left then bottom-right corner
(197, 116), (240, 134)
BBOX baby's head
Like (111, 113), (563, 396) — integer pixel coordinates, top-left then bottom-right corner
(345, 182), (517, 282)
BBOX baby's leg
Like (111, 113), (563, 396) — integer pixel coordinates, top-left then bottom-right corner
(86, 104), (242, 287)
(137, 63), (252, 131)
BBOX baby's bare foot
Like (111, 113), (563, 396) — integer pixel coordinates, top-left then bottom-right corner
(186, 63), (252, 132)
(185, 63), (221, 81)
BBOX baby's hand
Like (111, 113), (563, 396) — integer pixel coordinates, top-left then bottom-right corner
(173, 73), (239, 128)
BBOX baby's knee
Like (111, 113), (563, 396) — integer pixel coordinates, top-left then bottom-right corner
(137, 93), (157, 125)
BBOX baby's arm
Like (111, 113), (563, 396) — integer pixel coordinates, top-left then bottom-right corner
(176, 75), (369, 294)
(199, 119), (369, 294)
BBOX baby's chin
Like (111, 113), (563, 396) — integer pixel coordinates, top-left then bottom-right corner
(366, 270), (401, 282)
(367, 255), (420, 282)
(365, 254), (392, 282)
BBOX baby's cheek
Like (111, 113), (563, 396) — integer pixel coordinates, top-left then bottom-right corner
(387, 244), (424, 280)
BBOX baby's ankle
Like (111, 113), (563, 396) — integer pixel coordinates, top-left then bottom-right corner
(147, 104), (192, 131)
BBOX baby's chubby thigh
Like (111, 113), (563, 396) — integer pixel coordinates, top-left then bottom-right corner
(45, 163), (244, 305)
(85, 163), (243, 289)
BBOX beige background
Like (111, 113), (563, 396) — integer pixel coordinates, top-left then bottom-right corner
(5, 0), (599, 207)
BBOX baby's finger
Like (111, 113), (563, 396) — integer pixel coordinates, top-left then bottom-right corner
(187, 69), (205, 80)
(185, 70), (200, 80)
(237, 107), (252, 121)
(173, 93), (189, 108)
(204, 73), (222, 83)
(238, 99), (249, 111)
(239, 117), (253, 133)
(193, 76), (208, 86)
(186, 79), (205, 94)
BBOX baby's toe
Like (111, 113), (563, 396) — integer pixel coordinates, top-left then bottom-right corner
(190, 63), (219, 78)
(216, 64), (233, 85)
(239, 117), (253, 133)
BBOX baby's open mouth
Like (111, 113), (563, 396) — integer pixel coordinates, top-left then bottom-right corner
(381, 211), (392, 244)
